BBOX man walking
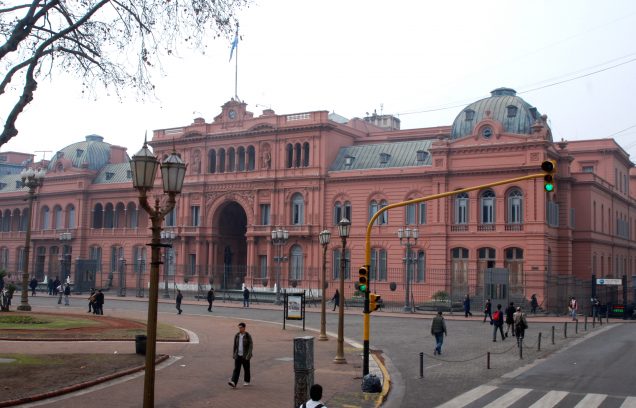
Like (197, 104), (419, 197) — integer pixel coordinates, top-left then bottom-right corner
(207, 287), (215, 312)
(569, 296), (578, 321)
(492, 304), (505, 342)
(463, 294), (472, 318)
(242, 286), (250, 308)
(29, 277), (38, 296)
(513, 306), (528, 347)
(176, 289), (183, 314)
(331, 289), (340, 311)
(94, 289), (104, 315)
(483, 298), (492, 323)
(228, 322), (253, 388)
(504, 302), (516, 338)
(63, 283), (71, 306)
(430, 311), (447, 355)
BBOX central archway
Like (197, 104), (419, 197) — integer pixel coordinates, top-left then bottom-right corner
(216, 201), (247, 289)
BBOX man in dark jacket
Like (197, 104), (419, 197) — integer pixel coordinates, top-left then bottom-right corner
(504, 302), (516, 337)
(430, 311), (447, 355)
(207, 287), (215, 312)
(94, 289), (104, 315)
(176, 289), (183, 314)
(228, 322), (253, 388)
(29, 277), (38, 296)
(483, 298), (492, 322)
(492, 304), (505, 342)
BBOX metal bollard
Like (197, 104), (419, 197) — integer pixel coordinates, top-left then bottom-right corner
(575, 320), (578, 334)
(584, 315), (588, 331)
(564, 322), (568, 338)
(537, 332), (542, 351)
(293, 336), (314, 408)
(551, 326), (555, 345)
(419, 352), (424, 378)
(487, 352), (490, 369)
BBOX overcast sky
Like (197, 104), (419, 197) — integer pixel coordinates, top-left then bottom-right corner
(2, 0), (636, 162)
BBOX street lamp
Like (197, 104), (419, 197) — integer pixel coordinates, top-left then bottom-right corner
(271, 226), (289, 305)
(17, 167), (45, 312)
(118, 258), (127, 296)
(160, 230), (177, 299)
(397, 226), (418, 313)
(334, 217), (350, 364)
(130, 137), (186, 408)
(318, 229), (331, 341)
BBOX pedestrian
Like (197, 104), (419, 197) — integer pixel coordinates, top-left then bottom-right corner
(228, 322), (253, 388)
(591, 296), (600, 320)
(530, 294), (538, 314)
(331, 289), (340, 311)
(431, 310), (447, 355)
(57, 282), (64, 304)
(568, 296), (578, 321)
(299, 383), (327, 408)
(94, 289), (104, 315)
(88, 288), (96, 313)
(513, 306), (528, 347)
(207, 287), (215, 312)
(47, 278), (54, 295)
(492, 304), (505, 342)
(483, 298), (492, 322)
(463, 294), (473, 317)
(29, 277), (38, 296)
(176, 289), (183, 314)
(63, 283), (71, 306)
(504, 302), (516, 338)
(243, 286), (250, 308)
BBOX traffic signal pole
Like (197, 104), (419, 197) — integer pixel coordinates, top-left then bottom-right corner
(361, 170), (553, 377)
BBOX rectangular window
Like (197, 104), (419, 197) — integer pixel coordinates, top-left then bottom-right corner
(190, 205), (200, 227)
(406, 204), (416, 225)
(188, 254), (196, 275)
(259, 255), (268, 279)
(582, 166), (593, 173)
(570, 208), (575, 229)
(334, 205), (342, 225)
(165, 208), (177, 227)
(370, 249), (388, 282)
(418, 203), (427, 224)
(260, 204), (270, 225)
(332, 249), (350, 280)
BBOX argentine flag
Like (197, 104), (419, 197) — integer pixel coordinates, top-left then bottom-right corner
(229, 27), (239, 62)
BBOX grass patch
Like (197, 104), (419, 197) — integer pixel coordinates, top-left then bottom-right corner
(0, 353), (64, 366)
(0, 314), (100, 330)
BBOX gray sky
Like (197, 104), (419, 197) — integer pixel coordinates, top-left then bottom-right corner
(2, 0), (636, 162)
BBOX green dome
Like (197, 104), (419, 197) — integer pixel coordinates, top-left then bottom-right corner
(47, 135), (113, 171)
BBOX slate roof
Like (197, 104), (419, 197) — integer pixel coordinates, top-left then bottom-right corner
(47, 135), (113, 172)
(0, 173), (27, 193)
(93, 163), (133, 184)
(329, 140), (432, 171)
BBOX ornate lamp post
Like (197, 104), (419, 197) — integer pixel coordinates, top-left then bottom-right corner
(271, 226), (289, 305)
(334, 217), (350, 364)
(397, 226), (418, 313)
(130, 138), (186, 408)
(17, 167), (45, 312)
(318, 229), (331, 341)
(160, 230), (177, 299)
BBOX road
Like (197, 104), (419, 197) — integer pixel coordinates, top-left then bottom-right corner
(22, 295), (636, 407)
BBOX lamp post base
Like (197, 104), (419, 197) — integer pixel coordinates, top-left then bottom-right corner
(333, 355), (347, 364)
(17, 304), (32, 311)
(318, 334), (329, 341)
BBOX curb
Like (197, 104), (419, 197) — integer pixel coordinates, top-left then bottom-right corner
(0, 354), (169, 408)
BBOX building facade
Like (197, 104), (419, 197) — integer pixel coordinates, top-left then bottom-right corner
(1, 89), (634, 312)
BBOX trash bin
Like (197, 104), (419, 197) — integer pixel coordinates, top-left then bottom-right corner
(135, 334), (147, 355)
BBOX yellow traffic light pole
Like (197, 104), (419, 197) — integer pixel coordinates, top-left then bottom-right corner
(361, 171), (552, 377)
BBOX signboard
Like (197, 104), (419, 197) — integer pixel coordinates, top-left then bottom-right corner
(596, 278), (622, 285)
(287, 295), (303, 320)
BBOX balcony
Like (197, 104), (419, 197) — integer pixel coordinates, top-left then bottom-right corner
(451, 225), (468, 232)
(505, 224), (524, 232)
(477, 224), (495, 232)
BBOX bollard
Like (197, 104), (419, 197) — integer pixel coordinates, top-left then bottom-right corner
(551, 326), (555, 345)
(537, 332), (542, 351)
(487, 352), (490, 369)
(564, 322), (568, 338)
(592, 317), (596, 328)
(606, 311), (609, 324)
(575, 320), (578, 334)
(584, 315), (588, 331)
(519, 339), (523, 359)
(293, 336), (314, 408)
(419, 352), (424, 378)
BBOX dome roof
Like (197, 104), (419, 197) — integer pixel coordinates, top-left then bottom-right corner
(47, 135), (112, 171)
(450, 88), (546, 140)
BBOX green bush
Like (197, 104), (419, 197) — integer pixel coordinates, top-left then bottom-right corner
(432, 291), (449, 302)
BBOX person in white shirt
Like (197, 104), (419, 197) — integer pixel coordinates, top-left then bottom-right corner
(299, 384), (327, 408)
(228, 322), (253, 388)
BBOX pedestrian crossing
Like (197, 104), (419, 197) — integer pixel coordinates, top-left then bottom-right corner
(436, 385), (636, 408)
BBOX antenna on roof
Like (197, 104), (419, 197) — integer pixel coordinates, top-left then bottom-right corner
(380, 103), (384, 115)
(34, 150), (52, 161)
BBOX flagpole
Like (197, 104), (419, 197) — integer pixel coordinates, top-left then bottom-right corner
(234, 24), (239, 100)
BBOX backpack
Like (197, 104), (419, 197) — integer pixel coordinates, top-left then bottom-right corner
(302, 404), (324, 408)
(492, 310), (501, 321)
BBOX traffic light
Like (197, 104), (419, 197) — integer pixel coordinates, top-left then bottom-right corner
(358, 265), (369, 293)
(541, 160), (557, 193)
(370, 293), (382, 312)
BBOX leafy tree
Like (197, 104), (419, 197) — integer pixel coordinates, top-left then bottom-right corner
(0, 0), (248, 147)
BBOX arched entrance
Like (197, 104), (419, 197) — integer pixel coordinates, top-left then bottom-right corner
(216, 201), (247, 289)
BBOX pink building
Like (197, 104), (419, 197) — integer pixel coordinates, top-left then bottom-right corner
(1, 89), (634, 312)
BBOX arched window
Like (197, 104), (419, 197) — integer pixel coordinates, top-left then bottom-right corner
(1, 210), (9, 232)
(333, 201), (342, 225)
(104, 203), (114, 228)
(294, 143), (301, 168)
(370, 199), (388, 224)
(332, 248), (351, 280)
(66, 205), (76, 229)
(505, 247), (524, 287)
(344, 201), (352, 221)
(114, 203), (126, 228)
(507, 189), (523, 224)
(302, 142), (310, 167)
(247, 145), (255, 171)
(218, 148), (226, 173)
(20, 207), (28, 231)
(0, 246), (8, 270)
(455, 192), (469, 224)
(89, 246), (102, 272)
(286, 144), (293, 168)
(451, 247), (469, 285)
(208, 149), (216, 173)
(237, 146), (246, 171)
(406, 201), (427, 225)
(416, 250), (426, 282)
(126, 202), (137, 228)
(290, 245), (304, 281)
(228, 147), (236, 172)
(41, 206), (50, 230)
(480, 189), (495, 224)
(292, 193), (304, 225)
(53, 206), (63, 229)
(11, 208), (20, 231)
(378, 200), (388, 224)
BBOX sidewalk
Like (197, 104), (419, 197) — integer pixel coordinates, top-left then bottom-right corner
(3, 297), (387, 408)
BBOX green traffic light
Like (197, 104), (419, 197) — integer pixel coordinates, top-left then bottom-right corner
(359, 284), (367, 292)
(545, 184), (554, 192)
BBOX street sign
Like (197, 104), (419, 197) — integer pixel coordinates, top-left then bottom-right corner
(596, 278), (622, 285)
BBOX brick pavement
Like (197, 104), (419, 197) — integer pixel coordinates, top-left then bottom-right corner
(2, 296), (386, 408)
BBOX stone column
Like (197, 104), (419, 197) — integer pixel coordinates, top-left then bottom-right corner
(293, 336), (314, 407)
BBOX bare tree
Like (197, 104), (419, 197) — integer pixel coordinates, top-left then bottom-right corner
(0, 0), (247, 147)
